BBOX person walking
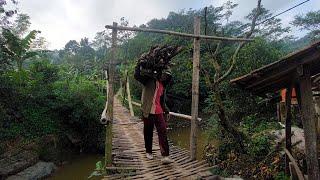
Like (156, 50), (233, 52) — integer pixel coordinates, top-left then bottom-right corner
(134, 65), (173, 165)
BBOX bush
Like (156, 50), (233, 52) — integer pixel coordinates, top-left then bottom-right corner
(0, 60), (105, 154)
(52, 75), (105, 152)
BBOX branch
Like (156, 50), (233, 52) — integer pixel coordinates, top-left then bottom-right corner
(215, 0), (262, 84)
(203, 7), (222, 84)
(215, 42), (244, 84)
(245, 0), (262, 38)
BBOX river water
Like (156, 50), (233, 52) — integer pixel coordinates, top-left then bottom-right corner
(49, 125), (209, 179)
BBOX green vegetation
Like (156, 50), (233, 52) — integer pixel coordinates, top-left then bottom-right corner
(0, 1), (105, 158)
(1, 0), (319, 178)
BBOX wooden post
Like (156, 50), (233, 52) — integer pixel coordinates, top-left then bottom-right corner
(285, 86), (292, 174)
(100, 71), (109, 124)
(314, 96), (320, 142)
(297, 65), (319, 180)
(190, 16), (200, 160)
(105, 22), (117, 167)
(125, 70), (134, 117)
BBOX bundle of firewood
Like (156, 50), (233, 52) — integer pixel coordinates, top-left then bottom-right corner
(137, 45), (182, 78)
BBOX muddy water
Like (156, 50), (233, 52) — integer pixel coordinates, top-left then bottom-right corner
(48, 154), (103, 180)
(167, 126), (209, 160)
(49, 126), (209, 179)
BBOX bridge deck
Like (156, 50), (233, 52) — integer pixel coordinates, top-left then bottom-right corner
(103, 98), (217, 179)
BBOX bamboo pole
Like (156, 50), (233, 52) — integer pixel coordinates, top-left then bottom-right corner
(284, 148), (305, 180)
(100, 71), (109, 124)
(105, 25), (253, 42)
(131, 100), (141, 107)
(125, 70), (134, 116)
(105, 22), (118, 167)
(129, 100), (202, 121)
(132, 101), (202, 121)
(190, 16), (200, 160)
(169, 112), (202, 121)
(285, 86), (292, 174)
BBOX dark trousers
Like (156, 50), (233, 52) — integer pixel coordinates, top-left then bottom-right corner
(143, 114), (169, 156)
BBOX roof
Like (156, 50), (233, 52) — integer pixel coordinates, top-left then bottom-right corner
(230, 40), (320, 96)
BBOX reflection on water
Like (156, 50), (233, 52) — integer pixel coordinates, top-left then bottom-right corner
(167, 126), (208, 160)
(48, 154), (103, 180)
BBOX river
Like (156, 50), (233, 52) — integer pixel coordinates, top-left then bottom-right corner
(49, 125), (209, 179)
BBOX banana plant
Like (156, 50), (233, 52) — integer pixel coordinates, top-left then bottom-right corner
(2, 28), (40, 71)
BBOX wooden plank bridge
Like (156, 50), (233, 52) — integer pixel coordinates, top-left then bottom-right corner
(103, 97), (217, 179)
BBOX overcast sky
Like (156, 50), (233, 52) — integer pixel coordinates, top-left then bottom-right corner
(18, 0), (320, 50)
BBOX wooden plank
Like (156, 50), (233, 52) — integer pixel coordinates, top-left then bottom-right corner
(297, 65), (320, 180)
(190, 16), (200, 160)
(102, 97), (215, 179)
(105, 25), (253, 42)
(285, 86), (292, 174)
(105, 166), (145, 171)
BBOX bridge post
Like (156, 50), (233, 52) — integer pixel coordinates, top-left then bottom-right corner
(125, 70), (134, 116)
(190, 16), (200, 160)
(105, 22), (118, 166)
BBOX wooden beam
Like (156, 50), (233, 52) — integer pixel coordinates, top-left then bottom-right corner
(190, 16), (200, 161)
(285, 86), (292, 174)
(105, 22), (118, 167)
(297, 65), (320, 180)
(284, 148), (305, 180)
(231, 48), (320, 94)
(105, 25), (253, 42)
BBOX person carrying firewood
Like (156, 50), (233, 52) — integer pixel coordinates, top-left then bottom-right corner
(134, 64), (173, 164)
(133, 44), (182, 165)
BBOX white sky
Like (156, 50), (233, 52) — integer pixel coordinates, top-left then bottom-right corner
(18, 0), (320, 50)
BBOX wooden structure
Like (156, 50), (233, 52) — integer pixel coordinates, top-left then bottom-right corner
(231, 41), (320, 180)
(102, 97), (218, 179)
(128, 101), (202, 122)
(104, 17), (251, 161)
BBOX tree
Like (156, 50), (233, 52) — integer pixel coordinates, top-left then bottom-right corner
(0, 34), (11, 72)
(223, 0), (238, 23)
(30, 36), (49, 50)
(2, 29), (40, 71)
(201, 0), (263, 150)
(61, 38), (97, 75)
(0, 0), (17, 28)
(12, 13), (31, 37)
(245, 6), (290, 40)
(291, 10), (320, 40)
(92, 30), (111, 50)
(64, 40), (80, 54)
(79, 38), (95, 58)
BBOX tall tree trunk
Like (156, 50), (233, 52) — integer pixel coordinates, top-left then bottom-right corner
(213, 86), (245, 151)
